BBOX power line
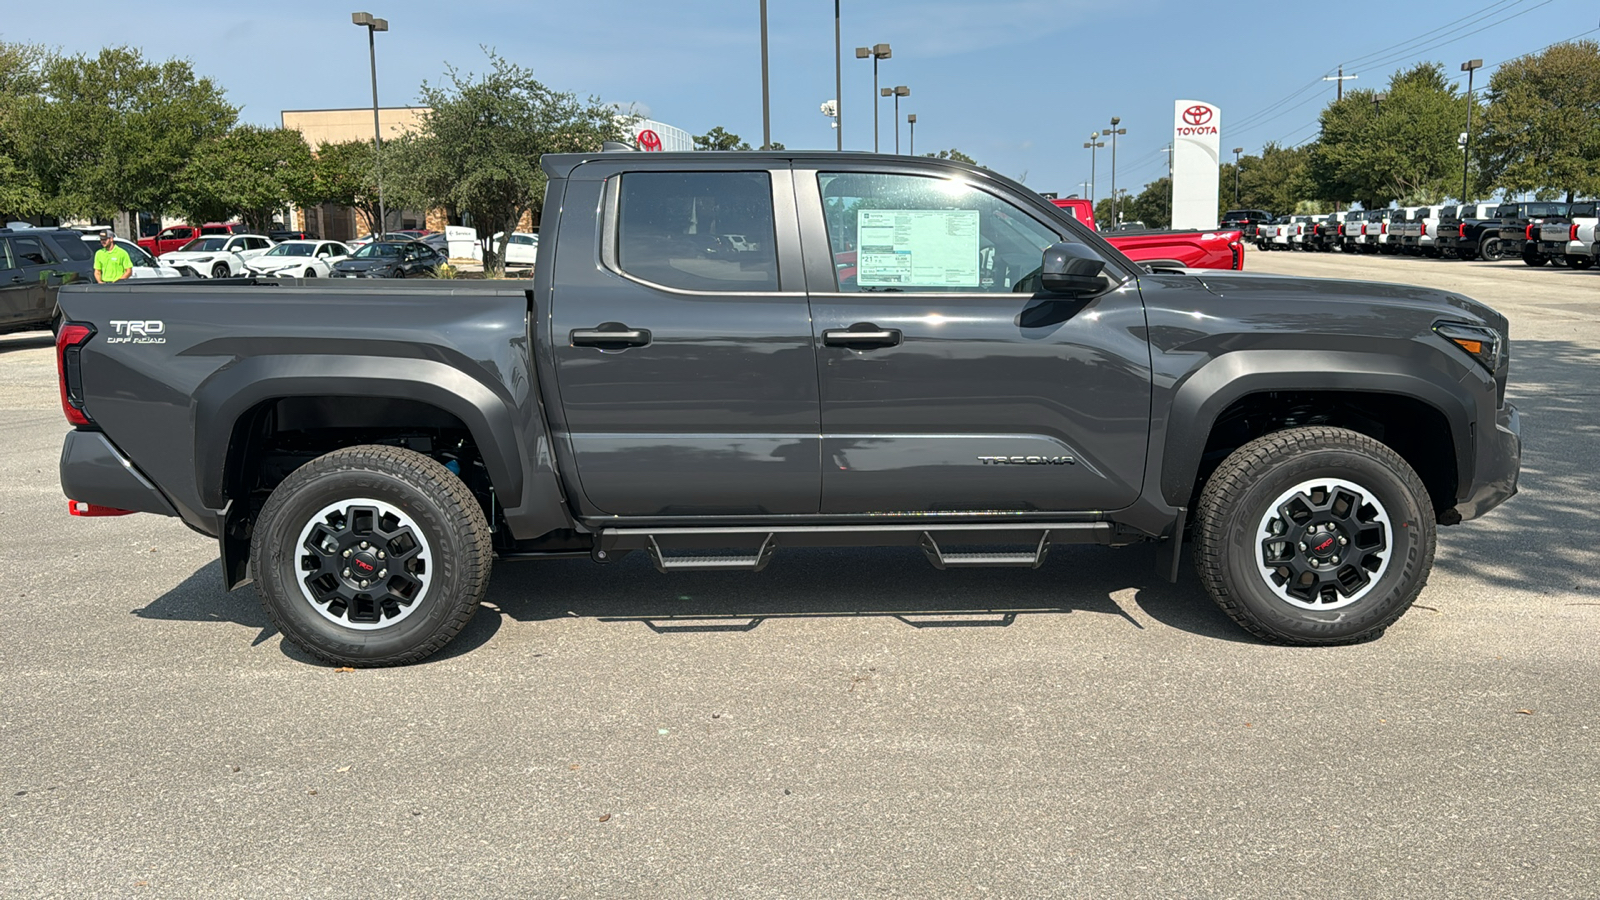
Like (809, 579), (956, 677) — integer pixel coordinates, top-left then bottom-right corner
(1338, 0), (1521, 69)
(1350, 0), (1554, 75)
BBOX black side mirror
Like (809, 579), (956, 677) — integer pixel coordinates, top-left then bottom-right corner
(1040, 242), (1107, 296)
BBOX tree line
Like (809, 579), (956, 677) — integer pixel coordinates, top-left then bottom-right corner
(1124, 40), (1600, 220)
(0, 43), (629, 275)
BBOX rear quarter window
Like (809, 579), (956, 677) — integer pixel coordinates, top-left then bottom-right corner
(51, 235), (93, 261)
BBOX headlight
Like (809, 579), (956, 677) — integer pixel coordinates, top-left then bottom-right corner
(192, 256), (214, 263)
(1434, 321), (1501, 372)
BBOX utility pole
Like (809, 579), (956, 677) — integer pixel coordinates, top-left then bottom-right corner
(1232, 147), (1243, 205)
(1461, 58), (1483, 202)
(1323, 65), (1358, 101)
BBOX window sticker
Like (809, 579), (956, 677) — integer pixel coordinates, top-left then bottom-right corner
(856, 208), (980, 288)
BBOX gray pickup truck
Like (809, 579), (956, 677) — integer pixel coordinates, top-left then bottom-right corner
(55, 151), (1522, 666)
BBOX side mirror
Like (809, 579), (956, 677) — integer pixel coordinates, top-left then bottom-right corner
(1040, 242), (1107, 296)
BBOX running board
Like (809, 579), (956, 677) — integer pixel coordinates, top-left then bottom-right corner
(920, 532), (1050, 570)
(647, 535), (776, 573)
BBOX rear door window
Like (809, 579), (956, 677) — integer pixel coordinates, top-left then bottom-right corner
(614, 171), (778, 292)
(10, 235), (56, 266)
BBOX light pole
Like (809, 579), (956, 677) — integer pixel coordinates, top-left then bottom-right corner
(907, 113), (916, 156)
(1232, 147), (1243, 204)
(1083, 132), (1104, 207)
(1107, 117), (1126, 226)
(833, 0), (842, 151)
(855, 43), (891, 152)
(1461, 58), (1483, 202)
(1372, 91), (1388, 113)
(881, 85), (909, 153)
(352, 11), (388, 237)
(759, 0), (771, 150)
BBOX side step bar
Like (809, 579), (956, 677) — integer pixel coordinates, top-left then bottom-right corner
(646, 535), (776, 573)
(598, 522), (1116, 572)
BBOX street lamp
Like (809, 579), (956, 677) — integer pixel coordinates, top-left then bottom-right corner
(1083, 132), (1104, 207)
(881, 85), (910, 153)
(351, 11), (388, 237)
(832, 1), (842, 150)
(1107, 117), (1127, 226)
(855, 43), (891, 152)
(907, 113), (917, 156)
(1232, 147), (1244, 205)
(759, 0), (771, 150)
(1372, 91), (1389, 113)
(1461, 58), (1483, 202)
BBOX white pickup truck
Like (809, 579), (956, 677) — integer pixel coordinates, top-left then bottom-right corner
(1534, 201), (1596, 270)
(1397, 205), (1447, 257)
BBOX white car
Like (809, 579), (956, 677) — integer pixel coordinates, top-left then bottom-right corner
(244, 240), (352, 278)
(490, 231), (539, 266)
(79, 235), (181, 280)
(158, 234), (276, 278)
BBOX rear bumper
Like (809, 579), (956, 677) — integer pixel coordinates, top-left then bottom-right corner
(59, 430), (178, 517)
(1453, 403), (1520, 522)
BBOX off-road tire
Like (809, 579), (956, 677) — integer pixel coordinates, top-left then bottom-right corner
(251, 445), (492, 667)
(1479, 236), (1501, 261)
(1193, 426), (1435, 645)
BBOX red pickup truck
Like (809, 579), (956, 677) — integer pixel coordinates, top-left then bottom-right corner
(138, 222), (249, 258)
(1052, 198), (1244, 270)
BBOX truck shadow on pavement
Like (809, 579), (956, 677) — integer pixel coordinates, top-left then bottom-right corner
(482, 543), (1244, 643)
(136, 545), (1246, 666)
(1430, 338), (1600, 594)
(0, 332), (53, 353)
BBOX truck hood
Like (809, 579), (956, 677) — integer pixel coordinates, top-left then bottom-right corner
(1179, 271), (1508, 332)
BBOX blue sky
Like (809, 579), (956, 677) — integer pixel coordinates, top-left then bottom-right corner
(4, 0), (1595, 197)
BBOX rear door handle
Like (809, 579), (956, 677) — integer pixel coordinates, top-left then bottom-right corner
(571, 324), (652, 348)
(823, 325), (902, 349)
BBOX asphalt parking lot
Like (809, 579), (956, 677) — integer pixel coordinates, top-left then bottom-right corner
(3, 251), (1598, 898)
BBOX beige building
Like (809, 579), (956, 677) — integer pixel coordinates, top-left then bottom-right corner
(281, 107), (433, 240)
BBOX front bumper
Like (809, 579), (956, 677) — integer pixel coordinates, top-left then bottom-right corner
(1453, 403), (1521, 522)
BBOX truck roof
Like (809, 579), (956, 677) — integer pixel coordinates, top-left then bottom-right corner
(540, 150), (993, 181)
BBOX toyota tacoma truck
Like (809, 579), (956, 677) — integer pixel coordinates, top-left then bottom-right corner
(54, 151), (1521, 666)
(1049, 198), (1244, 270)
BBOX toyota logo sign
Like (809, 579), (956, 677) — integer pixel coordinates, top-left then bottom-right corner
(637, 129), (663, 152)
(1183, 105), (1213, 126)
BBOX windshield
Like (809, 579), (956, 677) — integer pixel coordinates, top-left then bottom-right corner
(352, 243), (402, 259)
(179, 237), (228, 252)
(265, 243), (314, 257)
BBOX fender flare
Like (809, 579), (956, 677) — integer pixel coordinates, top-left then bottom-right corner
(193, 355), (526, 511)
(1158, 349), (1475, 507)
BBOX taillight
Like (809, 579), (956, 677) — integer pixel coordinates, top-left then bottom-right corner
(1526, 224), (1536, 240)
(1230, 239), (1244, 271)
(1381, 223), (1388, 235)
(1459, 223), (1467, 238)
(1573, 224), (1582, 241)
(56, 322), (95, 427)
(1420, 222), (1427, 236)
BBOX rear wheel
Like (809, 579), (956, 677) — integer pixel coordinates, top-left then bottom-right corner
(250, 445), (492, 667)
(1570, 255), (1594, 270)
(1479, 236), (1502, 261)
(1193, 426), (1435, 645)
(1522, 249), (1548, 267)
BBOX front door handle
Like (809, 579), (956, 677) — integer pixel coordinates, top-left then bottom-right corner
(571, 323), (652, 349)
(823, 324), (902, 349)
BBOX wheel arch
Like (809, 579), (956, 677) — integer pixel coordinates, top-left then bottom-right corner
(1161, 350), (1473, 514)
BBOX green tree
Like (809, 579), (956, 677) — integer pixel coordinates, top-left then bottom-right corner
(1124, 177), (1172, 229)
(0, 41), (50, 218)
(923, 148), (977, 165)
(312, 139), (389, 235)
(8, 46), (236, 218)
(693, 126), (751, 151)
(1309, 63), (1472, 206)
(175, 126), (317, 229)
(1234, 142), (1316, 213)
(1477, 40), (1600, 201)
(393, 51), (630, 276)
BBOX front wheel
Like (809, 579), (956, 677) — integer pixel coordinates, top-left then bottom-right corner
(250, 445), (493, 667)
(211, 262), (230, 278)
(1192, 426), (1436, 645)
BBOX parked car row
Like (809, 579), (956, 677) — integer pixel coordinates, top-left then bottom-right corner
(0, 222), (452, 334)
(1230, 202), (1598, 270)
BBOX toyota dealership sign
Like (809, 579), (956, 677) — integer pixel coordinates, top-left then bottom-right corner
(1171, 99), (1222, 230)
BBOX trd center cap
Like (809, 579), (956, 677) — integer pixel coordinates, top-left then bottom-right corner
(1307, 530), (1340, 558)
(348, 552), (381, 580)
